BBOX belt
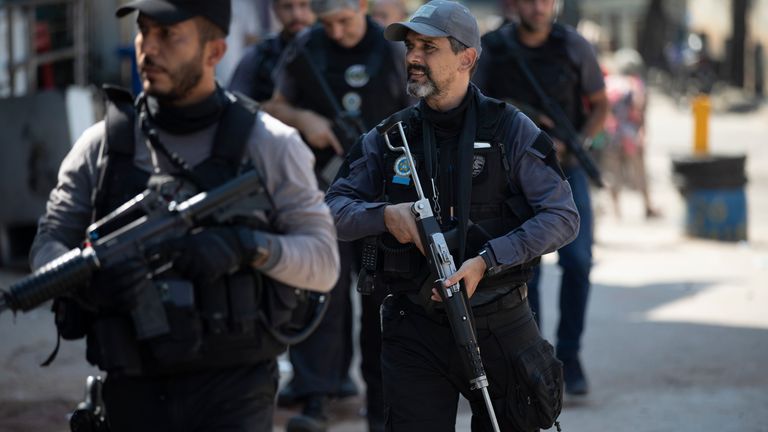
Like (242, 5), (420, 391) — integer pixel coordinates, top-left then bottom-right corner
(471, 283), (528, 317)
(398, 283), (528, 328)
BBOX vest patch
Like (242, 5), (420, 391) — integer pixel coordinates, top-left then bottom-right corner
(342, 92), (362, 113)
(345, 64), (370, 87)
(393, 154), (413, 185)
(472, 154), (486, 177)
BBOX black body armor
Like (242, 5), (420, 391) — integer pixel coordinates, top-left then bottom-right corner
(78, 87), (288, 375)
(286, 19), (405, 172)
(372, 94), (541, 295)
(482, 23), (586, 139)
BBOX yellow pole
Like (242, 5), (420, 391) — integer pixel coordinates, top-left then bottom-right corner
(692, 95), (711, 155)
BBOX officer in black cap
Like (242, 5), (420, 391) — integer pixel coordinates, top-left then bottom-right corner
(326, 1), (579, 429)
(29, 1), (339, 431)
(228, 0), (316, 101)
(263, 0), (411, 430)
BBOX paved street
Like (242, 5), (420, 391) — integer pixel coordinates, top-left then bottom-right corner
(1, 88), (767, 431)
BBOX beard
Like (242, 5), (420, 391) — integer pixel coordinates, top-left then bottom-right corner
(406, 64), (441, 98)
(143, 49), (204, 103)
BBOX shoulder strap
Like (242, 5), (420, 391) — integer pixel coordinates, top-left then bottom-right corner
(194, 91), (260, 189)
(102, 85), (136, 156)
(92, 85), (136, 221)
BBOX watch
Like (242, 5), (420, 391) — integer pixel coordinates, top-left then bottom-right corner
(478, 248), (495, 273)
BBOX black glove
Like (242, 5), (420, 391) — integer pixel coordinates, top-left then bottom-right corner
(85, 258), (151, 310)
(170, 226), (248, 283)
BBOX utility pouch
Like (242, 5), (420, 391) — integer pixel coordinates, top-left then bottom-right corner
(88, 316), (143, 375)
(357, 236), (379, 295)
(507, 338), (564, 431)
(53, 297), (92, 340)
(130, 279), (170, 340)
(228, 273), (259, 335)
(199, 278), (229, 336)
(261, 277), (300, 329)
(378, 233), (420, 278)
(147, 278), (203, 365)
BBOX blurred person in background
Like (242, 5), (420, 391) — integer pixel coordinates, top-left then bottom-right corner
(229, 0), (316, 101)
(475, 0), (608, 397)
(218, 0), (272, 84)
(264, 0), (411, 429)
(370, 0), (408, 28)
(601, 48), (660, 220)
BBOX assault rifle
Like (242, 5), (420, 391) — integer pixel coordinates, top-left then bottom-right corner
(288, 48), (366, 186)
(497, 28), (604, 187)
(380, 122), (501, 432)
(0, 171), (269, 321)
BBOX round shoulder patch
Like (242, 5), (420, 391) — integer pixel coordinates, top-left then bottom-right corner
(394, 155), (414, 176)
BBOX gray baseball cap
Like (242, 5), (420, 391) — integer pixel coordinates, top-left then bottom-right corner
(384, 0), (481, 55)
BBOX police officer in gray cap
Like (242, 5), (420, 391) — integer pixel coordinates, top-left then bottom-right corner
(326, 1), (577, 430)
(29, 0), (339, 431)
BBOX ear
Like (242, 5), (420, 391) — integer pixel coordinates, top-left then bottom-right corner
(359, 0), (369, 13)
(205, 39), (227, 67)
(458, 48), (478, 72)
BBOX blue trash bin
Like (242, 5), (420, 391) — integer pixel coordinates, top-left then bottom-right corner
(672, 155), (748, 242)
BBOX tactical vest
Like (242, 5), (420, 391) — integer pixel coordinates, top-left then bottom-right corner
(249, 35), (286, 102)
(482, 23), (586, 136)
(84, 86), (288, 376)
(374, 94), (540, 294)
(290, 19), (404, 170)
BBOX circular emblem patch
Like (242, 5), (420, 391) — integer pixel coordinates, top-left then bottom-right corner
(472, 155), (486, 177)
(345, 64), (369, 88)
(394, 155), (414, 177)
(342, 92), (362, 113)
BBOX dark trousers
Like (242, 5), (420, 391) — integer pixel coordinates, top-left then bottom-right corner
(102, 361), (278, 432)
(288, 241), (388, 430)
(288, 241), (356, 396)
(528, 165), (593, 360)
(381, 290), (541, 432)
(360, 285), (389, 430)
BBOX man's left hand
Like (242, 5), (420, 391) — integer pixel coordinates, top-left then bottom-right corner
(431, 256), (487, 302)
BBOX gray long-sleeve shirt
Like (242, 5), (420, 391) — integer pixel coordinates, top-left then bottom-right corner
(31, 110), (339, 292)
(325, 104), (579, 269)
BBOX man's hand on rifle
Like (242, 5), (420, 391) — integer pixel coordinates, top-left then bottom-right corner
(384, 202), (424, 254)
(297, 110), (344, 155)
(166, 226), (249, 283)
(431, 256), (487, 302)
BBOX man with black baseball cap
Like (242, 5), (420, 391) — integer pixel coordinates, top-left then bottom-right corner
(326, 1), (576, 429)
(29, 1), (340, 431)
(116, 0), (232, 35)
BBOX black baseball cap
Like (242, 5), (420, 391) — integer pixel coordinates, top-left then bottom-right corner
(385, 0), (481, 55)
(116, 0), (232, 35)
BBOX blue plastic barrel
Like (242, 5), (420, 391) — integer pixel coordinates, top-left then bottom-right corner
(672, 155), (748, 242)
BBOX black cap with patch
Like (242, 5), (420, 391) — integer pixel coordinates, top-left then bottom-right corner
(116, 0), (231, 35)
